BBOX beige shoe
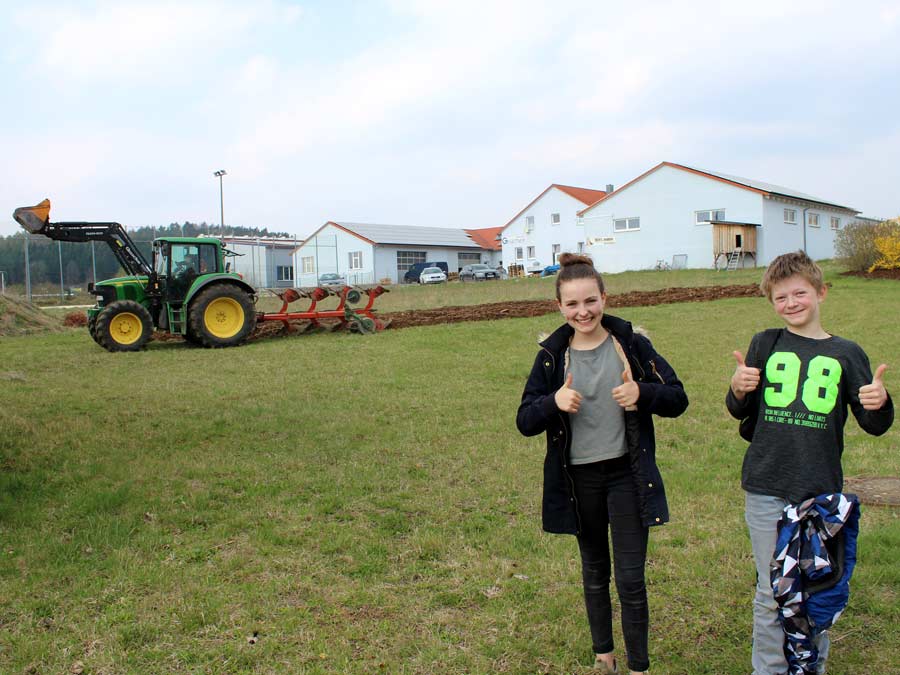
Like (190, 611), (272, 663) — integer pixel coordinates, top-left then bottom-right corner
(593, 655), (618, 674)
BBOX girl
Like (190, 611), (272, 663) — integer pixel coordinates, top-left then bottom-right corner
(516, 253), (688, 674)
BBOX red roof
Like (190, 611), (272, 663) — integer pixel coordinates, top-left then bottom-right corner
(501, 183), (608, 230)
(465, 226), (503, 250)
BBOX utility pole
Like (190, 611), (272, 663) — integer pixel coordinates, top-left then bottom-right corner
(214, 169), (227, 236)
(24, 235), (32, 302)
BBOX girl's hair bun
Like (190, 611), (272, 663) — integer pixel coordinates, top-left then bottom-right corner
(558, 252), (593, 268)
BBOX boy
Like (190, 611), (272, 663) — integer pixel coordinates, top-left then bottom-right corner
(726, 250), (893, 675)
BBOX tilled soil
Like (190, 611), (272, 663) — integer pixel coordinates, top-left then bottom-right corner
(246, 283), (763, 339)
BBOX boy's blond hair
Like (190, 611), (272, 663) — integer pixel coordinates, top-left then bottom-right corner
(760, 250), (825, 301)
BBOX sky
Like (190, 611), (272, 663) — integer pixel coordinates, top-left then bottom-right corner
(2, 0), (899, 239)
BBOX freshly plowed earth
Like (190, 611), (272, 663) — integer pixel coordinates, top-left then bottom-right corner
(247, 283), (763, 339)
(842, 268), (900, 280)
(380, 283), (763, 329)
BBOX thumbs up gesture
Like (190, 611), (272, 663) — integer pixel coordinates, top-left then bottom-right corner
(859, 364), (888, 410)
(555, 372), (583, 413)
(612, 369), (640, 408)
(730, 350), (761, 400)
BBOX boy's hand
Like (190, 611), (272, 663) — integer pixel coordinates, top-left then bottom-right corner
(612, 369), (640, 408)
(731, 351), (761, 400)
(859, 364), (888, 410)
(555, 373), (583, 414)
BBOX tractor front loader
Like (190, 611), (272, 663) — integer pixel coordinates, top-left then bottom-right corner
(13, 199), (389, 351)
(14, 199), (258, 351)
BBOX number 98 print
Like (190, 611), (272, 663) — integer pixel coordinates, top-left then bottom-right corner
(764, 352), (842, 415)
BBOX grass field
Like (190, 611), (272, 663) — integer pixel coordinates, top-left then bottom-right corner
(1, 267), (898, 674)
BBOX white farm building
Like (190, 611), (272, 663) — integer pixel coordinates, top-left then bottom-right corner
(578, 162), (860, 273)
(292, 222), (499, 286)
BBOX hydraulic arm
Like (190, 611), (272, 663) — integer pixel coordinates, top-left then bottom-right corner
(13, 199), (152, 277)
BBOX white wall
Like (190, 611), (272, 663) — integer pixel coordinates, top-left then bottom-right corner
(292, 224), (376, 286)
(760, 199), (848, 263)
(501, 188), (594, 270)
(583, 164), (764, 273)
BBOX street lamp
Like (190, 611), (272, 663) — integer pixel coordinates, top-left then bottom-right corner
(214, 169), (227, 235)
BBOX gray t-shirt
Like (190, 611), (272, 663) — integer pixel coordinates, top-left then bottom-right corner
(568, 338), (627, 465)
(742, 330), (892, 502)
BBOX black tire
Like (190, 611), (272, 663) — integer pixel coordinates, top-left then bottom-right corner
(95, 301), (153, 352)
(187, 284), (256, 348)
(87, 313), (99, 343)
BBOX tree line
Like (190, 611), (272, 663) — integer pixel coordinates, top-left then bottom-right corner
(0, 222), (291, 287)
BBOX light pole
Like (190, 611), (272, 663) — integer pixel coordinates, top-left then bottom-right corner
(214, 169), (227, 235)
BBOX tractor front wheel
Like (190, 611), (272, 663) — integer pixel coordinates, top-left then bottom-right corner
(188, 285), (256, 348)
(95, 301), (153, 352)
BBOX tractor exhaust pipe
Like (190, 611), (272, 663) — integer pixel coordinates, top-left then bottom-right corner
(13, 199), (51, 234)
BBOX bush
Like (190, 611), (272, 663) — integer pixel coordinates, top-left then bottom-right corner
(835, 218), (900, 271)
(870, 228), (900, 271)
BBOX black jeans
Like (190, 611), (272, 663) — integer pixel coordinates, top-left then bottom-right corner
(570, 455), (650, 672)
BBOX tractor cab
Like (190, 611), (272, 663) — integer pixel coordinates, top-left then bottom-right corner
(154, 238), (222, 302)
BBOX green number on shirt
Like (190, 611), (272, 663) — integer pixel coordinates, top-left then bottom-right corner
(764, 352), (801, 407)
(801, 355), (842, 414)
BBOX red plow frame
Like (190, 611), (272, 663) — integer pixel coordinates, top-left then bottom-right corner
(257, 285), (390, 334)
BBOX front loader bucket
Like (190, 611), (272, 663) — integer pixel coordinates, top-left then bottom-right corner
(13, 199), (51, 234)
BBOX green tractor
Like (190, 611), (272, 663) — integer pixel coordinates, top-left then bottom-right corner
(14, 199), (257, 351)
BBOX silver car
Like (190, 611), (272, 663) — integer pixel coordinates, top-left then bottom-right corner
(460, 264), (499, 281)
(318, 272), (346, 287)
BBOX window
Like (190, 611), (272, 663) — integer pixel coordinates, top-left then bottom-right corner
(524, 215), (535, 233)
(527, 246), (536, 258)
(696, 209), (725, 224)
(551, 212), (561, 225)
(515, 247), (524, 260)
(784, 209), (797, 224)
(348, 251), (363, 269)
(276, 265), (294, 281)
(577, 241), (584, 253)
(458, 252), (481, 265)
(552, 244), (561, 263)
(808, 213), (820, 228)
(396, 250), (426, 271)
(302, 256), (315, 273)
(831, 216), (840, 230)
(613, 217), (640, 232)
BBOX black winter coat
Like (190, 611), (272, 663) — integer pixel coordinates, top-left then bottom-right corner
(516, 314), (688, 534)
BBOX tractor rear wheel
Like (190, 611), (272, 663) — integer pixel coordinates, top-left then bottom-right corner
(95, 301), (153, 352)
(187, 284), (256, 348)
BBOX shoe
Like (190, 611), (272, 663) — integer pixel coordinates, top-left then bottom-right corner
(593, 655), (618, 674)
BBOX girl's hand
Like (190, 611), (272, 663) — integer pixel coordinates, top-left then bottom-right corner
(612, 370), (639, 408)
(555, 373), (582, 413)
(730, 350), (760, 400)
(859, 364), (888, 411)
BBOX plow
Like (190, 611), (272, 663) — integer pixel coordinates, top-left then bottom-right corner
(13, 199), (389, 351)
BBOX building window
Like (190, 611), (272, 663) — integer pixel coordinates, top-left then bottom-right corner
(396, 250), (426, 271)
(301, 256), (315, 273)
(524, 215), (535, 233)
(613, 217), (640, 232)
(808, 213), (820, 228)
(831, 216), (840, 230)
(515, 247), (524, 260)
(551, 212), (561, 225)
(276, 265), (294, 281)
(527, 246), (536, 258)
(552, 244), (561, 263)
(784, 209), (797, 224)
(696, 209), (725, 224)
(348, 251), (363, 269)
(577, 241), (584, 253)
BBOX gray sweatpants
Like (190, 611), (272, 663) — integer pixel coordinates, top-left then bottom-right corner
(745, 491), (830, 675)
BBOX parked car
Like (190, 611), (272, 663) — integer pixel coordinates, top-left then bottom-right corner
(525, 259), (543, 275)
(318, 272), (346, 287)
(459, 264), (500, 281)
(419, 266), (447, 284)
(403, 261), (449, 284)
(541, 264), (560, 277)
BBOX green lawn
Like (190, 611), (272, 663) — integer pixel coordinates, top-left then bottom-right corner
(1, 268), (898, 674)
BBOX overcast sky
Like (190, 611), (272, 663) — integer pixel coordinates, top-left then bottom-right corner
(2, 0), (899, 238)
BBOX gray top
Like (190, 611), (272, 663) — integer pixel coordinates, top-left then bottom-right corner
(568, 338), (627, 465)
(741, 330), (894, 502)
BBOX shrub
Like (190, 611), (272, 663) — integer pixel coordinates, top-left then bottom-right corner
(870, 229), (900, 271)
(835, 218), (900, 271)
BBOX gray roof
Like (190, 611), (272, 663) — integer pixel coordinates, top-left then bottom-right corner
(331, 222), (481, 248)
(679, 164), (858, 212)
